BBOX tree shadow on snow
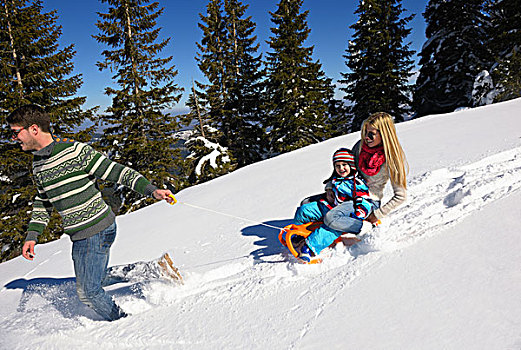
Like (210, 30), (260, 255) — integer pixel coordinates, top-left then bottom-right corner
(4, 277), (142, 321)
(241, 219), (292, 263)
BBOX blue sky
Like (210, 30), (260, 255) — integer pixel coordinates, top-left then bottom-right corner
(42, 0), (428, 114)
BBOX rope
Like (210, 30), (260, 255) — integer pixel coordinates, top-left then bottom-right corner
(177, 201), (285, 231)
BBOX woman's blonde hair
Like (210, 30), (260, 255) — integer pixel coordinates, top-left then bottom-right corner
(360, 112), (409, 189)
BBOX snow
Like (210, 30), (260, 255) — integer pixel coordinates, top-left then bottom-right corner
(11, 193), (21, 203)
(189, 136), (231, 176)
(472, 70), (497, 106)
(174, 129), (194, 141)
(1, 98), (521, 349)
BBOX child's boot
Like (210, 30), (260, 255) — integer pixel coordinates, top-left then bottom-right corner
(298, 243), (314, 263)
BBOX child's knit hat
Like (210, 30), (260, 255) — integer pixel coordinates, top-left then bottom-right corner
(333, 148), (356, 169)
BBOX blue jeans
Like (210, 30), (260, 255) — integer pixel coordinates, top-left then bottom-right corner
(305, 200), (380, 255)
(72, 222), (127, 321)
(294, 201), (331, 225)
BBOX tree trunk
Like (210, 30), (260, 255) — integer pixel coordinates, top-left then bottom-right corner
(124, 2), (145, 141)
(4, 1), (24, 97)
(192, 80), (206, 138)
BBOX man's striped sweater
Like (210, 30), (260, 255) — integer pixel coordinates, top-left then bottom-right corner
(26, 140), (157, 242)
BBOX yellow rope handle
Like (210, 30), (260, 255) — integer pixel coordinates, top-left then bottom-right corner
(168, 194), (178, 205)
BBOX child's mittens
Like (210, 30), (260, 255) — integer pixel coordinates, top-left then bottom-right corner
(355, 207), (367, 219)
(353, 197), (369, 219)
(350, 208), (367, 220)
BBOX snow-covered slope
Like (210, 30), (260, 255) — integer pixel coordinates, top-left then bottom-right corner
(1, 98), (521, 349)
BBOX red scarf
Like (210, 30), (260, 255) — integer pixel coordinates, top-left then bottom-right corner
(359, 142), (385, 176)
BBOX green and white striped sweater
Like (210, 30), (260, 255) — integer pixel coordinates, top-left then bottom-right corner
(26, 140), (157, 242)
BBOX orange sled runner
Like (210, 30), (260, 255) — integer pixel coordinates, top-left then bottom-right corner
(278, 222), (361, 264)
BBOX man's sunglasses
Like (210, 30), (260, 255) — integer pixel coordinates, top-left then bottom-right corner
(10, 127), (25, 140)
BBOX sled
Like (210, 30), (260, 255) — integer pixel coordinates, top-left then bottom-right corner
(279, 222), (362, 264)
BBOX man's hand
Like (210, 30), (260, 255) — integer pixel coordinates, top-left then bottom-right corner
(22, 241), (36, 260)
(153, 189), (175, 203)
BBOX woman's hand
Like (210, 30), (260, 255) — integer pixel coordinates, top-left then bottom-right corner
(326, 189), (335, 205)
(365, 212), (379, 224)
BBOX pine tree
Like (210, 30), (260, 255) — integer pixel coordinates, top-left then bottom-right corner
(178, 81), (236, 185)
(222, 0), (264, 166)
(0, 0), (95, 261)
(186, 0), (263, 183)
(183, 0), (236, 183)
(494, 51), (521, 102)
(413, 0), (492, 117)
(488, 0), (521, 102)
(93, 0), (183, 213)
(264, 0), (334, 155)
(327, 98), (352, 137)
(183, 129), (236, 185)
(195, 0), (227, 134)
(340, 0), (415, 132)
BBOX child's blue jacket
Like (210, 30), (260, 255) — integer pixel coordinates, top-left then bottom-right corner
(323, 175), (373, 219)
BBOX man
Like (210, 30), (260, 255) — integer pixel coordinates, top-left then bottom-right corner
(7, 104), (175, 321)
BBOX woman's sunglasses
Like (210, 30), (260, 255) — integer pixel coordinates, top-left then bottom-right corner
(367, 130), (379, 141)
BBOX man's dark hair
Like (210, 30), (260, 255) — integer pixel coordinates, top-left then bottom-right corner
(7, 104), (51, 133)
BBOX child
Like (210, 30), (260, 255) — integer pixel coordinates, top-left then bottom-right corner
(293, 148), (374, 262)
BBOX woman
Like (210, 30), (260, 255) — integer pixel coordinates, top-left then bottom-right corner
(349, 111), (408, 224)
(296, 112), (408, 260)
